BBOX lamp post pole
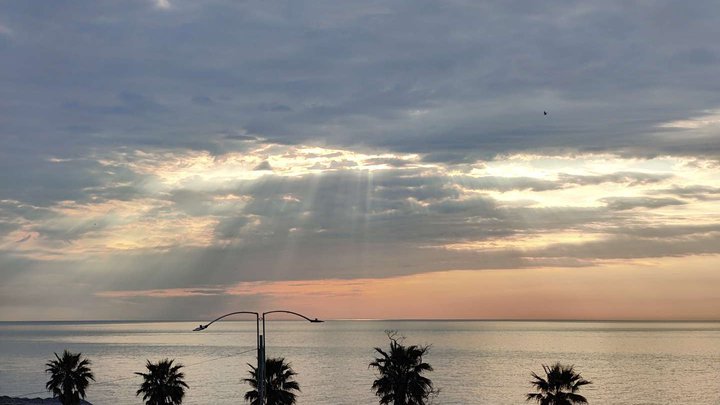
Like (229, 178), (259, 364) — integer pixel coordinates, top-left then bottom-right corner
(256, 315), (264, 405)
(194, 310), (323, 404)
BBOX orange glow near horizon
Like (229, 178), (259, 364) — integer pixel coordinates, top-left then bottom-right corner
(97, 255), (720, 321)
(295, 258), (720, 321)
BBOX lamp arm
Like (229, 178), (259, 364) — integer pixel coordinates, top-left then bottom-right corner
(262, 310), (323, 323)
(196, 311), (260, 330)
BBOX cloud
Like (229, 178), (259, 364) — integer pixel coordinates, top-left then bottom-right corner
(658, 110), (720, 129)
(0, 23), (12, 36)
(3, 1), (720, 319)
(607, 223), (720, 239)
(2, 1), (720, 162)
(62, 91), (165, 116)
(3, 143), (718, 288)
(97, 287), (222, 298)
(559, 172), (672, 187)
(600, 196), (687, 211)
(191, 95), (214, 106)
(15, 234), (32, 243)
(530, 232), (720, 261)
(459, 176), (560, 192)
(253, 161), (273, 171)
(655, 185), (720, 200)
(154, 0), (170, 9)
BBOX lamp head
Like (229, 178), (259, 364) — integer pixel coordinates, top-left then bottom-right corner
(310, 318), (324, 323)
(193, 324), (207, 331)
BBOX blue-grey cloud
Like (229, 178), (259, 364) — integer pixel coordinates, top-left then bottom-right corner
(655, 185), (720, 200)
(601, 196), (687, 211)
(2, 0), (720, 163)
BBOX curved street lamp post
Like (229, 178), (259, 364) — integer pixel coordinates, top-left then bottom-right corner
(193, 310), (323, 404)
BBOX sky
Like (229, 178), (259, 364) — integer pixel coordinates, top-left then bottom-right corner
(1, 0), (720, 321)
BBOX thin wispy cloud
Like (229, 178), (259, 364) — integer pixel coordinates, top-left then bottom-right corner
(0, 23), (12, 36)
(658, 110), (720, 129)
(154, 0), (170, 10)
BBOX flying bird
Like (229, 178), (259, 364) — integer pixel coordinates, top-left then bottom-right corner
(544, 111), (548, 116)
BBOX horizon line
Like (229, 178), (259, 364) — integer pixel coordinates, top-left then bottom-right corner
(1, 318), (719, 323)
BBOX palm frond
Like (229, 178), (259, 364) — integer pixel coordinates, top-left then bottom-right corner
(243, 357), (300, 404)
(527, 363), (591, 405)
(45, 350), (94, 403)
(370, 333), (435, 405)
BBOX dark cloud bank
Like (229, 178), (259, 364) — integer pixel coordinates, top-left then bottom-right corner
(2, 0), (720, 161)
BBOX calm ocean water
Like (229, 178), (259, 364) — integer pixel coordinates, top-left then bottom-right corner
(0, 321), (719, 404)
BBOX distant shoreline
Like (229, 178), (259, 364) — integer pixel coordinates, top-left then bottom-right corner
(0, 397), (92, 405)
(1, 318), (719, 324)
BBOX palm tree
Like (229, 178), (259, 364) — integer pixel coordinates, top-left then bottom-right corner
(135, 359), (189, 405)
(243, 357), (300, 405)
(369, 332), (436, 405)
(45, 350), (95, 405)
(527, 362), (592, 405)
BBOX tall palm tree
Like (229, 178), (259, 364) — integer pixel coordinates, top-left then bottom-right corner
(45, 350), (95, 405)
(369, 332), (435, 405)
(527, 362), (592, 405)
(243, 357), (300, 405)
(135, 359), (189, 405)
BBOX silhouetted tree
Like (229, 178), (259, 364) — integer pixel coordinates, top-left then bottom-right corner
(369, 331), (436, 405)
(135, 359), (189, 405)
(243, 357), (300, 405)
(527, 362), (591, 405)
(45, 350), (95, 405)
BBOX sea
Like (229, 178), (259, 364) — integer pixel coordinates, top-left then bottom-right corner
(1, 320), (719, 404)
